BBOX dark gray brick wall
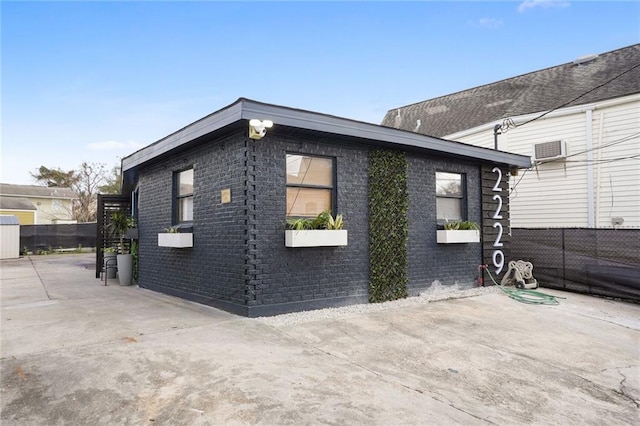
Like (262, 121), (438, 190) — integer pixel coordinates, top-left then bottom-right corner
(135, 126), (490, 316)
(247, 129), (370, 316)
(407, 156), (483, 294)
(137, 132), (250, 314)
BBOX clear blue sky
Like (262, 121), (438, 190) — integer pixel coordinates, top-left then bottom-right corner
(2, 1), (639, 185)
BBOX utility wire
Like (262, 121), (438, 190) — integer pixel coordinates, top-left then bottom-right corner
(532, 132), (640, 166)
(561, 154), (640, 169)
(562, 132), (640, 160)
(516, 61), (640, 129)
(503, 61), (640, 199)
(565, 153), (640, 164)
(510, 167), (531, 196)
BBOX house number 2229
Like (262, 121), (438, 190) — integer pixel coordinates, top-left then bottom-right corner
(491, 167), (504, 275)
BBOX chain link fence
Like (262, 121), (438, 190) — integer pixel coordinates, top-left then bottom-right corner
(511, 228), (640, 302)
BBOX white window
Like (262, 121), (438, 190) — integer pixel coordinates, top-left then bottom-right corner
(52, 199), (64, 212)
(436, 172), (465, 225)
(286, 154), (334, 217)
(175, 168), (193, 223)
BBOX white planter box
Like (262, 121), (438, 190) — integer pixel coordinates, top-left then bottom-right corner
(437, 230), (480, 244)
(158, 233), (193, 248)
(285, 230), (348, 247)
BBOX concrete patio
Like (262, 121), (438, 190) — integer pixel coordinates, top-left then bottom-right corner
(1, 253), (638, 424)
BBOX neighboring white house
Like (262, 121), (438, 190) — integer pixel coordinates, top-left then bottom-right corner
(0, 183), (77, 224)
(382, 44), (640, 229)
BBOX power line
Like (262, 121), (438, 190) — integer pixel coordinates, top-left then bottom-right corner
(516, 61), (640, 129)
(563, 154), (640, 168)
(511, 153), (639, 194)
(554, 132), (640, 161)
(509, 167), (531, 199)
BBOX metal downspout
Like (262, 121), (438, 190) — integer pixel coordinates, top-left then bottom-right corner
(586, 109), (595, 227)
(595, 112), (605, 228)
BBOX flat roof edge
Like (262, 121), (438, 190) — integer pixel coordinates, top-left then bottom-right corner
(240, 100), (531, 168)
(123, 98), (531, 173)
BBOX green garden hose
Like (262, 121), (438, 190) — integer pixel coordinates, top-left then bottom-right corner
(484, 267), (564, 305)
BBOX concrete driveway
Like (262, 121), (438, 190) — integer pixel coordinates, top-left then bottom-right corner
(1, 254), (638, 425)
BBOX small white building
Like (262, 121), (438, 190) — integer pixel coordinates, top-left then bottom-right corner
(382, 44), (640, 229)
(0, 215), (20, 259)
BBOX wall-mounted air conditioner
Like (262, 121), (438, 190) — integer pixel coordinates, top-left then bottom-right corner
(532, 140), (567, 162)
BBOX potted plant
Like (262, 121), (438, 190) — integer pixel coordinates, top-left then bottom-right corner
(108, 211), (136, 285)
(437, 220), (480, 243)
(158, 226), (193, 248)
(285, 210), (348, 247)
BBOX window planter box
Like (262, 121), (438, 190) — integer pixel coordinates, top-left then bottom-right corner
(285, 230), (348, 247)
(436, 230), (480, 244)
(158, 233), (193, 248)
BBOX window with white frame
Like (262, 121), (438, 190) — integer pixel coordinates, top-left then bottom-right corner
(175, 168), (194, 223)
(286, 154), (334, 217)
(52, 199), (64, 212)
(436, 171), (465, 225)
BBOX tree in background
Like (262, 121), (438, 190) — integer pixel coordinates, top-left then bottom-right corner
(31, 166), (80, 188)
(98, 164), (122, 195)
(32, 162), (122, 222)
(74, 162), (108, 222)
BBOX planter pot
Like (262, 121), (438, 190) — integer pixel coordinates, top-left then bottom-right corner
(116, 254), (133, 286)
(103, 252), (117, 279)
(437, 230), (480, 244)
(158, 233), (193, 248)
(285, 230), (348, 247)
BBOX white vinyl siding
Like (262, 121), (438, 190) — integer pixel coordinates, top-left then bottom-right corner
(592, 100), (640, 228)
(448, 94), (640, 228)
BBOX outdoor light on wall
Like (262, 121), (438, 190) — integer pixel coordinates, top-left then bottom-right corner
(248, 119), (274, 140)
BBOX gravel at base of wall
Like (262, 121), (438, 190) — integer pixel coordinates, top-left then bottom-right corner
(257, 284), (502, 327)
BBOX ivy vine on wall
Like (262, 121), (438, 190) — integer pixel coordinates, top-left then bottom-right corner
(368, 148), (408, 303)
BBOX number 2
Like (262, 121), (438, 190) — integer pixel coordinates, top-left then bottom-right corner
(491, 167), (502, 192)
(492, 194), (503, 219)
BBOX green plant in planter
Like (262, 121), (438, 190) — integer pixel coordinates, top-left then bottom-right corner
(108, 211), (136, 254)
(287, 217), (312, 230)
(103, 247), (117, 253)
(163, 226), (179, 233)
(286, 211), (344, 230)
(443, 220), (480, 231)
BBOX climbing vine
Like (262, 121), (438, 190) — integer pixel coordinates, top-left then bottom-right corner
(368, 148), (408, 303)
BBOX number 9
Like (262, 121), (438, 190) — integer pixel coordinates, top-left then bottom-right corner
(493, 250), (504, 275)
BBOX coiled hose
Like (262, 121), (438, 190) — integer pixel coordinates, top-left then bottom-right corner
(484, 267), (564, 305)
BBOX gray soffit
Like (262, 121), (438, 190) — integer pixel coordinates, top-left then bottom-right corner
(383, 44), (640, 137)
(122, 98), (531, 175)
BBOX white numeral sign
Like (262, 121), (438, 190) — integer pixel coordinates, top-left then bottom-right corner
(491, 167), (504, 274)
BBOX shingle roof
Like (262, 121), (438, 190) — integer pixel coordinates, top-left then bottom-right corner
(0, 196), (37, 211)
(381, 44), (640, 137)
(0, 183), (76, 199)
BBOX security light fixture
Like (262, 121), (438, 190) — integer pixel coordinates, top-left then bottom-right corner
(249, 119), (274, 140)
